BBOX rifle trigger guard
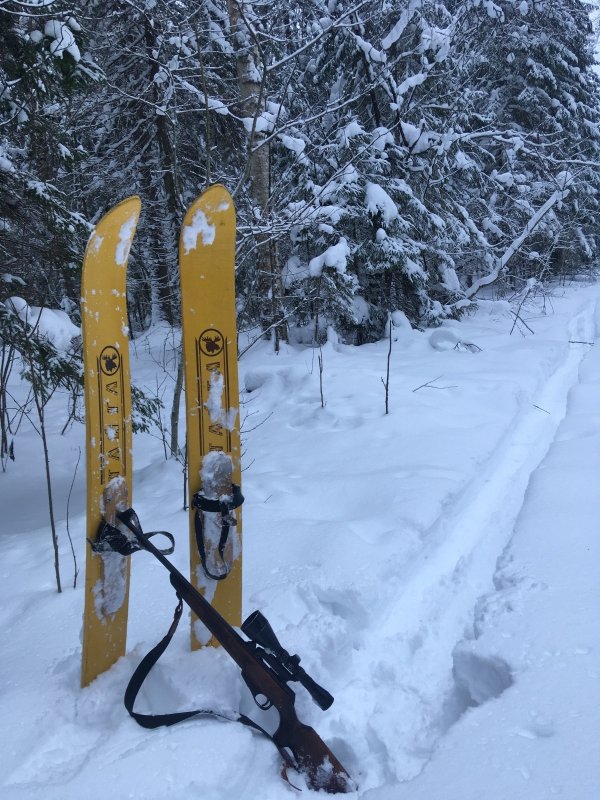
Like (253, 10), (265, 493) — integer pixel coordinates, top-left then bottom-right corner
(253, 692), (272, 711)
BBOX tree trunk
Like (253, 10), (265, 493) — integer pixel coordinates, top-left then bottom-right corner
(170, 346), (184, 458)
(227, 1), (286, 348)
(138, 17), (182, 327)
(29, 365), (62, 593)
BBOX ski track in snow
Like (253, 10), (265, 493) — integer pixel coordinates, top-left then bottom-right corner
(347, 301), (598, 786)
(1, 286), (599, 799)
(379, 296), (600, 800)
(383, 303), (596, 648)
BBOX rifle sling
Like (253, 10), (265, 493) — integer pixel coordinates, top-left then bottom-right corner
(124, 593), (299, 785)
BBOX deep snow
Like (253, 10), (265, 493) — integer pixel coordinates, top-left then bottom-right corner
(1, 282), (599, 799)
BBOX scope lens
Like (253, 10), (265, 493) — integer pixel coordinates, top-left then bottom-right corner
(241, 610), (282, 652)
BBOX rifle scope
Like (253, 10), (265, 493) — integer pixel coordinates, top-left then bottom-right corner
(242, 610), (334, 711)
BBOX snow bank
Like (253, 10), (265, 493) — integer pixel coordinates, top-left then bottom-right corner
(5, 296), (79, 350)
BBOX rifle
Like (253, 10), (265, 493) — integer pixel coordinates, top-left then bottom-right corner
(94, 505), (354, 794)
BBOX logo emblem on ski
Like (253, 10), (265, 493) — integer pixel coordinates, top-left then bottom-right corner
(97, 346), (127, 484)
(179, 185), (242, 648)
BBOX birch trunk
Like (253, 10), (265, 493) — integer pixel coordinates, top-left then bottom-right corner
(227, 1), (286, 348)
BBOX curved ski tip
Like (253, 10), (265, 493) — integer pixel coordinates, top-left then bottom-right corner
(186, 184), (234, 216)
(203, 183), (231, 199)
(96, 195), (142, 226)
(83, 196), (142, 271)
(180, 186), (235, 254)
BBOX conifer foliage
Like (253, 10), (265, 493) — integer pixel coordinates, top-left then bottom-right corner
(0, 1), (98, 307)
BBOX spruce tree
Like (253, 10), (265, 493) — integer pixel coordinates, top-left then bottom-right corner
(0, 3), (98, 308)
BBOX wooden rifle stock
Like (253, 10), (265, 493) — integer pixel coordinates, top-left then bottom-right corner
(129, 518), (353, 794)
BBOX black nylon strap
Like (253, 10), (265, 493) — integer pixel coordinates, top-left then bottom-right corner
(193, 484), (244, 581)
(124, 596), (205, 727)
(193, 483), (244, 513)
(123, 594), (298, 783)
(113, 505), (302, 788)
(124, 594), (260, 730)
(92, 522), (175, 557)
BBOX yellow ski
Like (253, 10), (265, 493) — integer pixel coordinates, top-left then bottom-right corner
(80, 197), (141, 686)
(179, 185), (242, 648)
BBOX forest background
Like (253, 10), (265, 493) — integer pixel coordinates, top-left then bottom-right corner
(2, 0), (600, 477)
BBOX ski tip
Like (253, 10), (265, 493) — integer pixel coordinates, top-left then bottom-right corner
(201, 183), (232, 204)
(186, 184), (234, 214)
(180, 185), (235, 255)
(84, 196), (142, 271)
(95, 195), (142, 228)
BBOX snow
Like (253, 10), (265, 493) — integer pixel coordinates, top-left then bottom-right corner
(353, 35), (386, 64)
(115, 215), (138, 267)
(365, 182), (399, 225)
(278, 133), (306, 156)
(389, 310), (412, 336)
(370, 127), (394, 152)
(419, 25), (451, 63)
(1, 282), (600, 799)
(381, 1), (420, 51)
(339, 120), (366, 147)
(197, 450), (240, 601)
(391, 72), (430, 107)
(483, 1), (504, 21)
(466, 187), (571, 300)
(440, 265), (461, 292)
(44, 20), (81, 62)
(281, 255), (309, 289)
(5, 296), (80, 350)
(400, 121), (437, 154)
(204, 369), (237, 431)
(93, 551), (128, 618)
(1, 273), (25, 286)
(200, 451), (233, 501)
(242, 110), (277, 134)
(352, 296), (370, 324)
(308, 237), (351, 277)
(182, 209), (216, 253)
(204, 97), (228, 115)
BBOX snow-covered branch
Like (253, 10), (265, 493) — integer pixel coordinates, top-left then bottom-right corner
(465, 180), (573, 300)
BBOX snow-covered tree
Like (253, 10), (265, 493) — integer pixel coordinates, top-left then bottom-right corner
(0, 2), (98, 308)
(262, 2), (477, 340)
(450, 0), (600, 294)
(4, 0), (600, 347)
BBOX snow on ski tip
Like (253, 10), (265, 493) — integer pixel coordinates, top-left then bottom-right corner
(115, 215), (138, 265)
(182, 208), (216, 251)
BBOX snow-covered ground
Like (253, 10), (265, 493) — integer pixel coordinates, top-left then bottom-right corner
(1, 282), (599, 799)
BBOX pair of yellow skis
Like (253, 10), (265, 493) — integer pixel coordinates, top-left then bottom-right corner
(80, 186), (242, 687)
